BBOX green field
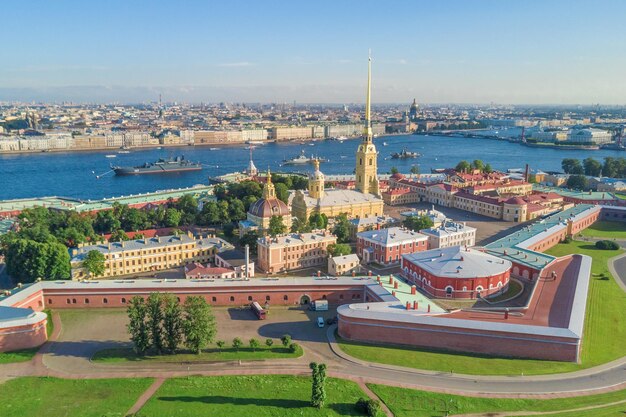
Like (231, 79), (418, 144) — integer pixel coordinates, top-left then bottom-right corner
(580, 220), (626, 239)
(336, 240), (626, 375)
(93, 345), (303, 363)
(369, 384), (626, 417)
(0, 309), (53, 364)
(0, 377), (153, 417)
(137, 375), (369, 417)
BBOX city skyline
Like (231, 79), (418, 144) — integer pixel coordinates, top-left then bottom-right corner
(2, 0), (626, 104)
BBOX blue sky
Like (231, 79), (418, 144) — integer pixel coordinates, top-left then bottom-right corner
(1, 0), (625, 104)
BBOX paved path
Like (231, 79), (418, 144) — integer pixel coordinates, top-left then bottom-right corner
(609, 252), (626, 292)
(126, 377), (165, 415)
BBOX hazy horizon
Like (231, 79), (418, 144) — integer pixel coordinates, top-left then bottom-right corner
(2, 0), (626, 105)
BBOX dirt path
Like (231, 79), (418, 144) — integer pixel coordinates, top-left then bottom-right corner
(452, 397), (626, 416)
(355, 378), (394, 417)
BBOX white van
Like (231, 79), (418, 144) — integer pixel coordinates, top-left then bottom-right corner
(317, 316), (325, 328)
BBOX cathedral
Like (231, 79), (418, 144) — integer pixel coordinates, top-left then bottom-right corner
(291, 56), (384, 221)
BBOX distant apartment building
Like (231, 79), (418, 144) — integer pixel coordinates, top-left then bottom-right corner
(420, 221), (476, 249)
(567, 128), (612, 145)
(256, 231), (337, 274)
(348, 215), (398, 240)
(328, 254), (361, 276)
(356, 226), (428, 265)
(241, 129), (269, 142)
(268, 126), (314, 141)
(70, 232), (233, 280)
(0, 136), (20, 151)
(382, 187), (420, 205)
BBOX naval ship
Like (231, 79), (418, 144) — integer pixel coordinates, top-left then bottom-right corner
(111, 156), (202, 175)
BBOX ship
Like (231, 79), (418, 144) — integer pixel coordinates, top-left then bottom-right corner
(282, 150), (328, 165)
(111, 155), (202, 175)
(391, 149), (420, 159)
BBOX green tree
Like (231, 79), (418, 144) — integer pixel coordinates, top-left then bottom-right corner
(562, 158), (583, 175)
(268, 215), (287, 236)
(281, 334), (292, 348)
(566, 174), (588, 190)
(197, 201), (220, 225)
(455, 160), (471, 172)
(308, 213), (328, 230)
(183, 296), (216, 354)
(45, 241), (72, 280)
(217, 200), (231, 224)
(109, 229), (130, 242)
(223, 223), (235, 238)
(403, 215), (434, 232)
(410, 165), (420, 175)
(484, 163), (493, 174)
(175, 194), (199, 218)
(228, 198), (246, 221)
(146, 293), (165, 354)
(127, 296), (150, 356)
(471, 159), (485, 172)
(332, 214), (351, 243)
(162, 293), (183, 354)
(274, 183), (290, 204)
(291, 217), (312, 233)
(327, 243), (352, 257)
(239, 231), (259, 256)
(216, 340), (225, 351)
(390, 166), (399, 175)
(309, 362), (327, 408)
(82, 250), (105, 278)
(232, 337), (243, 351)
(249, 338), (260, 351)
(265, 338), (274, 348)
(583, 158), (603, 177)
(164, 208), (182, 227)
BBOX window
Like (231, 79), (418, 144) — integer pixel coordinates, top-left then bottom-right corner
(103, 298), (108, 304)
(339, 294), (344, 300)
(72, 298), (77, 304)
(212, 296), (217, 302)
(230, 296), (235, 302)
(66, 298), (70, 304)
(48, 299), (53, 305)
(266, 295), (271, 301)
(248, 296), (253, 301)
(283, 295), (288, 301)
(85, 298), (90, 304)
(121, 298), (126, 304)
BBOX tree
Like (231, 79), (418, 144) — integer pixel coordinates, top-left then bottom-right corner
(583, 158), (603, 177)
(562, 158), (583, 175)
(596, 240), (620, 250)
(228, 198), (247, 221)
(309, 362), (327, 408)
(403, 215), (434, 232)
(232, 337), (243, 351)
(109, 229), (130, 242)
(268, 215), (287, 236)
(93, 210), (121, 234)
(162, 293), (183, 354)
(217, 200), (231, 225)
(249, 338), (260, 351)
(175, 194), (199, 222)
(566, 174), (588, 190)
(4, 238), (70, 283)
(291, 217), (312, 233)
(455, 160), (471, 173)
(146, 293), (165, 354)
(127, 296), (150, 356)
(274, 183), (290, 204)
(471, 159), (485, 172)
(308, 213), (328, 230)
(265, 338), (274, 348)
(82, 250), (105, 278)
(216, 340), (225, 351)
(390, 166), (399, 175)
(410, 165), (420, 175)
(333, 214), (351, 243)
(239, 231), (259, 256)
(223, 223), (235, 238)
(327, 243), (352, 257)
(164, 208), (182, 227)
(197, 201), (221, 225)
(183, 296), (216, 354)
(281, 334), (292, 348)
(484, 163), (493, 174)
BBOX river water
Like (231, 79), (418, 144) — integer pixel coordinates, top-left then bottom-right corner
(0, 134), (623, 201)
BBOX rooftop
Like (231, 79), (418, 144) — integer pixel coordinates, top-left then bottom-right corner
(533, 184), (617, 201)
(357, 227), (428, 246)
(403, 246), (511, 279)
(258, 230), (336, 247)
(420, 221), (476, 238)
(298, 188), (382, 207)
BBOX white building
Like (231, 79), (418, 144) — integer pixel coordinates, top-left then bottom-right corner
(328, 254), (361, 276)
(419, 221), (477, 249)
(567, 128), (612, 145)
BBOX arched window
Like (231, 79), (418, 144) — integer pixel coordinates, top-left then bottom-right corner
(266, 295), (271, 301)
(72, 298), (77, 304)
(103, 298), (108, 304)
(212, 296), (217, 302)
(322, 294), (327, 300)
(48, 299), (53, 305)
(230, 296), (235, 302)
(248, 295), (253, 301)
(121, 298), (126, 304)
(445, 286), (453, 294)
(84, 298), (90, 304)
(283, 295), (288, 301)
(66, 298), (70, 304)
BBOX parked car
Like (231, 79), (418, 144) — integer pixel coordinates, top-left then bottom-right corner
(317, 316), (325, 328)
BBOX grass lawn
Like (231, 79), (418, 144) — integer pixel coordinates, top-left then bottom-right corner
(93, 345), (303, 363)
(369, 384), (626, 417)
(0, 309), (53, 364)
(485, 278), (523, 303)
(0, 377), (153, 417)
(579, 220), (626, 239)
(336, 240), (626, 376)
(137, 375), (369, 417)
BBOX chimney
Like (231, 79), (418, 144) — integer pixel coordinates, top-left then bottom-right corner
(244, 244), (250, 280)
(413, 300), (418, 310)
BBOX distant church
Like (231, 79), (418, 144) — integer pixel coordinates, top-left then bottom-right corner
(291, 55), (384, 221)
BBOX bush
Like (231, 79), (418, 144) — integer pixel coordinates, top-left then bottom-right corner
(289, 342), (299, 353)
(281, 334), (292, 347)
(355, 397), (381, 416)
(595, 240), (619, 250)
(562, 236), (572, 244)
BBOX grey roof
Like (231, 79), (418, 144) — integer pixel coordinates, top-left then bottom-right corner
(357, 227), (427, 246)
(420, 221), (476, 238)
(299, 189), (382, 207)
(402, 246), (511, 279)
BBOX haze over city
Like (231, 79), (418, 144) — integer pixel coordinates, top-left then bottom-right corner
(2, 0), (626, 104)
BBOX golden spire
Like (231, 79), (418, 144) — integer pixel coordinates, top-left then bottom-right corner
(262, 168), (275, 199)
(364, 50), (372, 142)
(312, 158), (320, 171)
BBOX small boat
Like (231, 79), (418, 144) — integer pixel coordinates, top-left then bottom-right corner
(309, 143), (315, 146)
(209, 147), (219, 150)
(156, 146), (163, 150)
(105, 154), (117, 158)
(391, 149), (420, 159)
(246, 140), (265, 145)
(117, 150), (131, 154)
(383, 142), (388, 146)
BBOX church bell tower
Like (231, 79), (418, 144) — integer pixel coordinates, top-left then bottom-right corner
(355, 52), (380, 196)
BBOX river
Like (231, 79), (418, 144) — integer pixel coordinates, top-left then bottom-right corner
(0, 134), (623, 201)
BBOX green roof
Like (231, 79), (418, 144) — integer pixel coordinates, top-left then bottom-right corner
(533, 184), (617, 201)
